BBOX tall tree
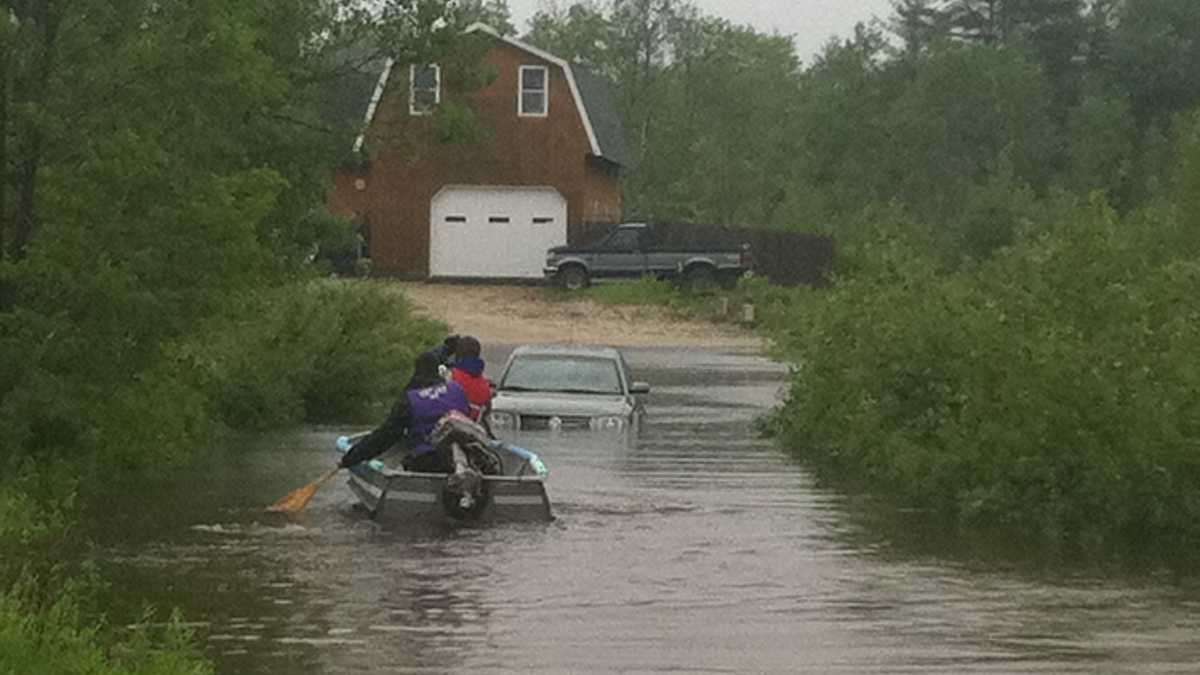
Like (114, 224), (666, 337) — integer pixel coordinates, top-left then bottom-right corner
(892, 0), (1089, 101)
(526, 0), (683, 218)
(892, 0), (952, 53)
(650, 18), (804, 224)
(527, 1), (807, 225)
(1, 0), (68, 263)
(1109, 0), (1200, 128)
(451, 0), (515, 33)
(525, 1), (614, 72)
(883, 43), (1056, 223)
(0, 0), (489, 459)
(1061, 92), (1135, 202)
(783, 23), (900, 224)
(910, 0), (1086, 45)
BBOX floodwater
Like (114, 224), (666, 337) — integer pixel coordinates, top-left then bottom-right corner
(93, 346), (1200, 674)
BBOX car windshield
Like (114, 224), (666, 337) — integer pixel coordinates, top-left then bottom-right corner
(501, 355), (624, 395)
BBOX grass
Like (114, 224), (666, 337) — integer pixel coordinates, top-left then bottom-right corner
(0, 591), (212, 675)
(537, 275), (761, 325)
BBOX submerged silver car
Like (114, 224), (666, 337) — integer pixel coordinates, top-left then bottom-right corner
(486, 345), (650, 435)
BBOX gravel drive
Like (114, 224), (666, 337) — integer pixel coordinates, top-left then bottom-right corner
(389, 282), (763, 349)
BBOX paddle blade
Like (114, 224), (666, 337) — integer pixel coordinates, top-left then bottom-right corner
(267, 468), (339, 513)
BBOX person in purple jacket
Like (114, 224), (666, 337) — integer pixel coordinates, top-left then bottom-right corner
(338, 349), (470, 473)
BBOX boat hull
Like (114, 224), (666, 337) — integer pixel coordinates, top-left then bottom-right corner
(338, 435), (553, 523)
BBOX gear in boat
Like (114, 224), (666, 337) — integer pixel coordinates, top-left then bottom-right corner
(337, 411), (553, 522)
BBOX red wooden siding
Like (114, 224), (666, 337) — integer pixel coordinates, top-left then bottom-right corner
(327, 40), (623, 277)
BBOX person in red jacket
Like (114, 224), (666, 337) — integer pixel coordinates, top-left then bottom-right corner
(449, 335), (492, 421)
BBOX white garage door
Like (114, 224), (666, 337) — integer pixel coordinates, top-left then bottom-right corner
(429, 186), (568, 278)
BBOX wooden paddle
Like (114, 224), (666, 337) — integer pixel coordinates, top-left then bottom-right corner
(267, 467), (340, 512)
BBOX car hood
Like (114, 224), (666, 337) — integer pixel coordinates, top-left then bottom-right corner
(490, 391), (631, 417)
(547, 245), (592, 256)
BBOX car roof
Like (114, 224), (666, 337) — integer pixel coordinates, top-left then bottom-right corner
(509, 344), (624, 359)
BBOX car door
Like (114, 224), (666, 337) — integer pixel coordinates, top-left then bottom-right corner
(599, 228), (646, 278)
(639, 226), (675, 275)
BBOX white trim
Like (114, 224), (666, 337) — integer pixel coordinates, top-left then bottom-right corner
(351, 24), (605, 159)
(409, 63), (441, 116)
(465, 23), (601, 156)
(518, 65), (549, 117)
(352, 58), (394, 154)
(432, 183), (565, 196)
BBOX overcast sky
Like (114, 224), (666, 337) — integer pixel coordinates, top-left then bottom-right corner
(505, 0), (899, 64)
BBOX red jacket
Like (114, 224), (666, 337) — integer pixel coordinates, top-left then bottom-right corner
(452, 367), (492, 420)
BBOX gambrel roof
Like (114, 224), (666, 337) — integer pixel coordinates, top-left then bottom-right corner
(569, 63), (630, 168)
(347, 23), (628, 166)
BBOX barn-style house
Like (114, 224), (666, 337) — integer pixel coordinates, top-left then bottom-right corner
(326, 24), (629, 279)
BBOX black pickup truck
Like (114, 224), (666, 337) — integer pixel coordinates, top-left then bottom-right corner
(544, 222), (753, 291)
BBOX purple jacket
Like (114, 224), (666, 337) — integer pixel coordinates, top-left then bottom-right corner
(405, 381), (470, 456)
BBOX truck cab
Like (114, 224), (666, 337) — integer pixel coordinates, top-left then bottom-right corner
(544, 223), (752, 291)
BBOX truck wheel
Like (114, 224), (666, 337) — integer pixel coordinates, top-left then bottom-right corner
(557, 265), (590, 291)
(683, 265), (717, 294)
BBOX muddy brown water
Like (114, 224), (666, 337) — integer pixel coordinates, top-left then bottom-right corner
(92, 346), (1200, 674)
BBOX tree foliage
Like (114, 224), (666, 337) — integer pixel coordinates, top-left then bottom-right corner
(524, 2), (1200, 554)
(526, 1), (803, 224)
(0, 1), (474, 669)
(523, 0), (1200, 246)
(0, 0), (481, 475)
(764, 186), (1200, 550)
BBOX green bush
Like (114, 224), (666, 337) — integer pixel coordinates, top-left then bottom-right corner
(1, 481), (211, 675)
(0, 481), (78, 596)
(306, 210), (367, 277)
(1, 277), (445, 490)
(953, 171), (1037, 262)
(173, 279), (445, 429)
(765, 192), (1200, 548)
(0, 588), (211, 675)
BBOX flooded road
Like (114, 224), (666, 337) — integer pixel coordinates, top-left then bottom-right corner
(94, 346), (1200, 673)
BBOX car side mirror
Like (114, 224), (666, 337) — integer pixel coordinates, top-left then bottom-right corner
(629, 382), (651, 395)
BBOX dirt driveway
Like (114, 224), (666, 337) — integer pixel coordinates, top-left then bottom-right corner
(391, 282), (762, 349)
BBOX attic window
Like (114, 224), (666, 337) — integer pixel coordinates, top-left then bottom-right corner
(410, 64), (440, 116)
(519, 65), (548, 117)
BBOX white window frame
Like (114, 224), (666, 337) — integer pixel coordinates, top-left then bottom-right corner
(518, 65), (549, 117)
(409, 63), (440, 116)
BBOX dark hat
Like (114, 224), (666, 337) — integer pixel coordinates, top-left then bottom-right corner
(406, 350), (444, 390)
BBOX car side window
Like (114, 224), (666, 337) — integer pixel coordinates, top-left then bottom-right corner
(604, 229), (641, 251)
(639, 228), (658, 249)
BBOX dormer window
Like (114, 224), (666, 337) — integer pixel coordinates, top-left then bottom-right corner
(410, 64), (440, 115)
(519, 65), (548, 117)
